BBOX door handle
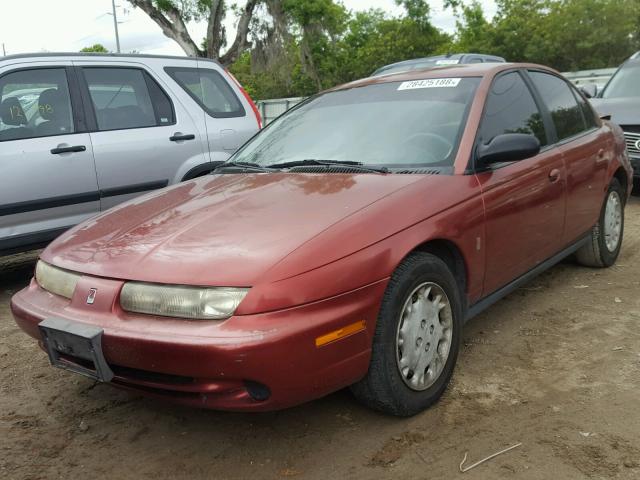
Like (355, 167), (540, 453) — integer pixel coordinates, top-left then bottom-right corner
(596, 148), (606, 164)
(548, 168), (561, 183)
(170, 133), (196, 142)
(50, 145), (86, 155)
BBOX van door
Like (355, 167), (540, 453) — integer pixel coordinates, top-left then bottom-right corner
(165, 61), (259, 163)
(74, 62), (207, 210)
(0, 64), (99, 253)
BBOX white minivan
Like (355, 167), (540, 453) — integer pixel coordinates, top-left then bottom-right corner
(0, 53), (261, 255)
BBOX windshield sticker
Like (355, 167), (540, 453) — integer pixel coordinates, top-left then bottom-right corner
(435, 59), (460, 65)
(397, 78), (462, 90)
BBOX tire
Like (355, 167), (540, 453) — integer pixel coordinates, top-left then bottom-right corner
(575, 178), (624, 268)
(351, 252), (462, 416)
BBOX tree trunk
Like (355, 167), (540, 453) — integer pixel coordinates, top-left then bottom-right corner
(300, 29), (323, 91)
(128, 0), (259, 65)
(129, 0), (203, 56)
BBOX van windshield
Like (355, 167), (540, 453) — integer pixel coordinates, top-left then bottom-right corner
(601, 63), (640, 99)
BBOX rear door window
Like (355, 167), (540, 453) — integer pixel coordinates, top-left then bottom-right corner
(82, 68), (175, 131)
(0, 68), (75, 142)
(528, 71), (588, 141)
(478, 71), (548, 147)
(165, 67), (245, 118)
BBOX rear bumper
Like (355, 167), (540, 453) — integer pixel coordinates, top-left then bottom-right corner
(11, 278), (387, 411)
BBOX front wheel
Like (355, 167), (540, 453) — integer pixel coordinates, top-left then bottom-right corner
(351, 252), (462, 416)
(576, 178), (624, 267)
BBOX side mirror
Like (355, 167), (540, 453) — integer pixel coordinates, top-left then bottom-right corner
(477, 133), (540, 167)
(579, 84), (597, 98)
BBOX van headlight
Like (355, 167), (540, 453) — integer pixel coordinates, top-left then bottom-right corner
(119, 282), (249, 320)
(35, 261), (80, 299)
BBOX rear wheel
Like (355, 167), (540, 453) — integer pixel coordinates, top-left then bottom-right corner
(351, 252), (462, 416)
(576, 178), (624, 267)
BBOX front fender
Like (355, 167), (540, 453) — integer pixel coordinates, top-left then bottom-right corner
(237, 178), (485, 315)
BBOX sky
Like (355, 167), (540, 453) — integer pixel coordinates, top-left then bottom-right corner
(0, 0), (497, 57)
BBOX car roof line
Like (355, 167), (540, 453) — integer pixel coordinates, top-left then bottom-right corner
(0, 52), (222, 66)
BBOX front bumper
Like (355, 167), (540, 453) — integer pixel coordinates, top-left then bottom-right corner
(11, 276), (387, 411)
(630, 156), (640, 178)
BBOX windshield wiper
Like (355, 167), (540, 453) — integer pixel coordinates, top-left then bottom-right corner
(213, 161), (276, 173)
(265, 159), (388, 173)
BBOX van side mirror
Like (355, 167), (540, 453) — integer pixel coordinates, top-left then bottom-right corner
(477, 133), (541, 167)
(579, 84), (597, 98)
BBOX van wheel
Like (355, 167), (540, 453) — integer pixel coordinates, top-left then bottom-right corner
(576, 178), (624, 268)
(351, 252), (462, 416)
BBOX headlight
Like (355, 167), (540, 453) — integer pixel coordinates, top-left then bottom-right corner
(120, 282), (249, 320)
(35, 261), (80, 299)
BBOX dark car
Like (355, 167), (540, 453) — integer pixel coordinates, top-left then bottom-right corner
(587, 52), (640, 181)
(12, 63), (631, 416)
(371, 53), (506, 77)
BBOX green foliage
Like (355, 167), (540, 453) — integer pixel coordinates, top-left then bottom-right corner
(80, 44), (109, 53)
(452, 0), (640, 71)
(154, 0), (212, 22)
(234, 0), (640, 99)
(232, 4), (450, 99)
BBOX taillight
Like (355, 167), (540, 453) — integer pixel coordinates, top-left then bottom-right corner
(226, 69), (262, 129)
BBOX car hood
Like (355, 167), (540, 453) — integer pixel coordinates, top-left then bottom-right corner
(42, 173), (424, 286)
(591, 97), (640, 126)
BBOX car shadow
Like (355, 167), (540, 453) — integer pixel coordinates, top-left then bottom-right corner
(0, 250), (39, 290)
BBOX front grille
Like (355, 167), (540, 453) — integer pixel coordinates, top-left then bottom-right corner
(110, 364), (195, 385)
(622, 129), (640, 158)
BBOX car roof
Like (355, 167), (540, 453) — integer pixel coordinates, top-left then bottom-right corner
(381, 53), (504, 68)
(332, 62), (558, 92)
(371, 53), (506, 75)
(0, 52), (220, 65)
(622, 56), (640, 67)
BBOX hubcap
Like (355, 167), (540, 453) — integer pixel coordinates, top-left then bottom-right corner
(395, 282), (453, 391)
(604, 191), (622, 252)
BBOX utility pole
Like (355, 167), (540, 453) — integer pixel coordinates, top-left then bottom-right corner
(111, 0), (121, 53)
(2, 43), (6, 56)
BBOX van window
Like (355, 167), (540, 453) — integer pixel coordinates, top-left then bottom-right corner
(83, 68), (175, 131)
(165, 67), (245, 118)
(0, 68), (75, 142)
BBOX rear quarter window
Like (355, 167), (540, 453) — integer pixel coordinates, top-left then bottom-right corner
(165, 67), (245, 118)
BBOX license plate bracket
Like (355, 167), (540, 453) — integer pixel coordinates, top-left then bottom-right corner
(39, 318), (114, 382)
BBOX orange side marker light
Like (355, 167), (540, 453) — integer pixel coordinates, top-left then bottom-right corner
(315, 320), (366, 347)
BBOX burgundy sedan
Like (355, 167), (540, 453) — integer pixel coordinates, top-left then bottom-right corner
(11, 63), (632, 416)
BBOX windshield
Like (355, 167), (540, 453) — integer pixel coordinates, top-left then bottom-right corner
(231, 77), (480, 170)
(601, 62), (640, 99)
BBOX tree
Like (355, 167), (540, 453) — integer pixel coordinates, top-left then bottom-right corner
(452, 1), (495, 54)
(230, 2), (451, 98)
(450, 0), (640, 71)
(81, 44), (109, 53)
(127, 0), (260, 65)
(334, 5), (450, 82)
(281, 0), (348, 90)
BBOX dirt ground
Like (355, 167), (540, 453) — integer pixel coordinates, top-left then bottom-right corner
(1, 197), (639, 480)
